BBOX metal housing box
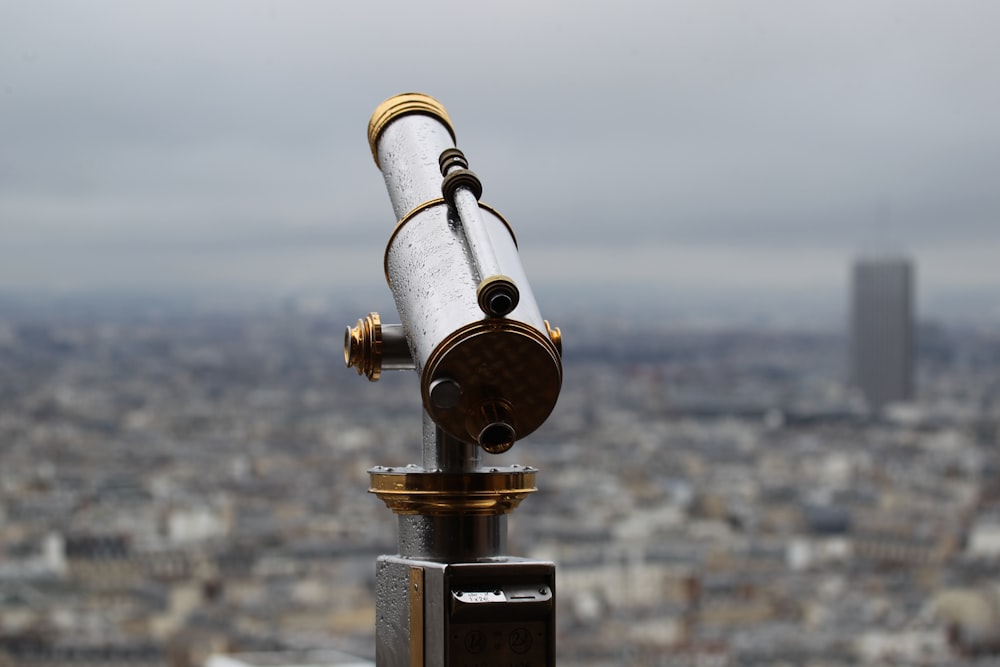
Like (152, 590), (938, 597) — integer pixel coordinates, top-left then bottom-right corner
(376, 557), (556, 667)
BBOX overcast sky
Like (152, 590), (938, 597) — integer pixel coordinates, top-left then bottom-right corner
(2, 1), (998, 322)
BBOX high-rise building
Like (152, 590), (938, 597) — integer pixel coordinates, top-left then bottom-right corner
(850, 256), (914, 412)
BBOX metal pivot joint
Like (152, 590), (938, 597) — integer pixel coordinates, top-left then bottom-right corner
(345, 93), (561, 666)
(345, 312), (415, 381)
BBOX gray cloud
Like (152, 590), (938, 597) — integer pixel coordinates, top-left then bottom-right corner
(1, 0), (998, 318)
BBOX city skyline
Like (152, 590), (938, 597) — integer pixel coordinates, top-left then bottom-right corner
(2, 1), (999, 325)
(2, 299), (998, 665)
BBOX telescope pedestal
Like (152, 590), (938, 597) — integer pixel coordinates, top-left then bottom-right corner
(375, 557), (555, 667)
(370, 419), (556, 667)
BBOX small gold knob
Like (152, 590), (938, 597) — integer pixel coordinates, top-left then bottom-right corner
(344, 312), (383, 381)
(545, 320), (562, 357)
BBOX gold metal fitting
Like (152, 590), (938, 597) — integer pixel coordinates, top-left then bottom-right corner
(344, 312), (383, 381)
(384, 200), (517, 284)
(477, 275), (519, 318)
(369, 466), (537, 516)
(545, 320), (562, 356)
(368, 93), (456, 169)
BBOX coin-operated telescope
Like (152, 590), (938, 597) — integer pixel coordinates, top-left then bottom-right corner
(344, 93), (562, 666)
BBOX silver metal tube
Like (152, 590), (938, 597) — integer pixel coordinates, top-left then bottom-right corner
(397, 515), (507, 561)
(380, 323), (414, 372)
(422, 412), (479, 472)
(452, 186), (501, 280)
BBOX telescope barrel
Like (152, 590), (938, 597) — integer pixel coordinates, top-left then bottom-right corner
(366, 93), (561, 452)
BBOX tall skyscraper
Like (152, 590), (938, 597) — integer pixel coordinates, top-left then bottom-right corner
(850, 256), (914, 412)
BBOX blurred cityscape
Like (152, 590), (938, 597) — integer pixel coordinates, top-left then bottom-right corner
(1, 294), (999, 666)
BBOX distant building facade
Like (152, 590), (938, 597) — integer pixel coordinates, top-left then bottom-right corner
(850, 256), (914, 411)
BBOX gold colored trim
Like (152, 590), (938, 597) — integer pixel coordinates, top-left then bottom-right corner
(476, 202), (519, 248)
(383, 198), (446, 283)
(409, 566), (424, 667)
(383, 201), (519, 284)
(368, 93), (456, 169)
(369, 467), (537, 516)
(344, 312), (383, 381)
(545, 320), (562, 357)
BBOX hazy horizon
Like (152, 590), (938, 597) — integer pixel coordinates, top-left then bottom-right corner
(0, 276), (995, 332)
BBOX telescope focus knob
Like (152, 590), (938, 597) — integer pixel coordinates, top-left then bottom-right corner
(345, 312), (414, 381)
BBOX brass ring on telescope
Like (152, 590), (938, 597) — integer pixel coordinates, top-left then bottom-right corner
(344, 312), (383, 381)
(369, 466), (537, 516)
(477, 203), (518, 247)
(382, 198), (446, 285)
(368, 93), (456, 169)
(384, 200), (519, 285)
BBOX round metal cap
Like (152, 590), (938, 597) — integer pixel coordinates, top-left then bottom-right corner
(368, 93), (456, 169)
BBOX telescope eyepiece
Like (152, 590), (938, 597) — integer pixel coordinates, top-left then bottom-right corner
(476, 401), (516, 454)
(479, 422), (516, 454)
(477, 275), (520, 318)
